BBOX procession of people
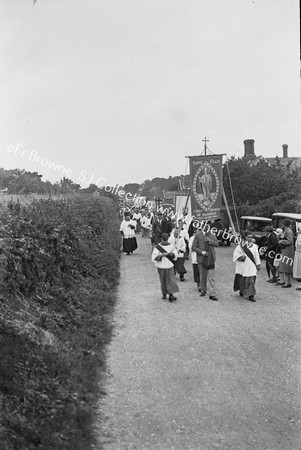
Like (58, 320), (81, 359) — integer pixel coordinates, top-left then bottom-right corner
(119, 205), (301, 302)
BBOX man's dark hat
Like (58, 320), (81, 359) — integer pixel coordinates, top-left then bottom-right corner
(282, 219), (291, 228)
(264, 226), (274, 232)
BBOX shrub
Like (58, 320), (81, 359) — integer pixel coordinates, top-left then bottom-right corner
(0, 195), (120, 449)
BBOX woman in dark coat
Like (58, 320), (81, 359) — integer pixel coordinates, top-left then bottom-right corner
(278, 219), (294, 288)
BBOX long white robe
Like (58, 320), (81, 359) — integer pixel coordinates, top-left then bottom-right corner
(233, 243), (260, 277)
(169, 235), (186, 255)
(120, 219), (136, 238)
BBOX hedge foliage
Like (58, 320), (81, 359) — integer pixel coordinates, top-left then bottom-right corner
(0, 195), (121, 450)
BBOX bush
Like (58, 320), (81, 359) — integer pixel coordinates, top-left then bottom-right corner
(0, 195), (120, 449)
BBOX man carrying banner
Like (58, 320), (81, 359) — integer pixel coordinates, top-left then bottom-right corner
(192, 222), (219, 301)
(233, 233), (261, 302)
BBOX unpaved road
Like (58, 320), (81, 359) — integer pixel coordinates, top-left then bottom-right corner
(96, 236), (301, 450)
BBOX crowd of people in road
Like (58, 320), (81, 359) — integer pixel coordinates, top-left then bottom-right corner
(119, 206), (301, 302)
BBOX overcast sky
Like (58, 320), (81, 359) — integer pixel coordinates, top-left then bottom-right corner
(1, 0), (300, 187)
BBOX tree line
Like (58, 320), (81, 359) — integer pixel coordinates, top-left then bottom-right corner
(1, 157), (300, 215)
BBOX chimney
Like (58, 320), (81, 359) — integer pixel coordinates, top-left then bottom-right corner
(243, 139), (255, 158)
(282, 144), (288, 158)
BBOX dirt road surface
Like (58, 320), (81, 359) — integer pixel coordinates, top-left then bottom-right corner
(96, 236), (301, 450)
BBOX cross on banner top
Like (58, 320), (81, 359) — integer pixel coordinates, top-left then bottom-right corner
(202, 137), (209, 155)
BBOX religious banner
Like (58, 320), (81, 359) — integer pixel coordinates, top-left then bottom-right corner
(163, 190), (188, 206)
(189, 154), (223, 222)
(175, 194), (191, 228)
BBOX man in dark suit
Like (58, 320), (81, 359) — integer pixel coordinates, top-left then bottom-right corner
(192, 221), (219, 301)
(151, 212), (173, 245)
(264, 226), (278, 283)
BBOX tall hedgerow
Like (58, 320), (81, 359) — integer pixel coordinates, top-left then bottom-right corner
(0, 195), (120, 450)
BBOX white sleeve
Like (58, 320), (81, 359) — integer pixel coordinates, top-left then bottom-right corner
(179, 238), (186, 253)
(171, 246), (178, 260)
(151, 247), (160, 262)
(233, 245), (243, 262)
(189, 236), (195, 251)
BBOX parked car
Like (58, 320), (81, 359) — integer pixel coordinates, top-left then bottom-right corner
(240, 216), (272, 250)
(272, 212), (301, 240)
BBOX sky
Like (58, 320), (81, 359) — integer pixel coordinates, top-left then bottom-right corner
(1, 0), (300, 188)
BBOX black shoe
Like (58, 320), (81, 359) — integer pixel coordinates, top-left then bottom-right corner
(267, 278), (277, 283)
(169, 295), (177, 302)
(282, 284), (292, 288)
(180, 278), (185, 282)
(162, 295), (166, 299)
(239, 292), (244, 297)
(277, 281), (285, 286)
(249, 296), (256, 302)
(209, 296), (218, 301)
(200, 292), (206, 297)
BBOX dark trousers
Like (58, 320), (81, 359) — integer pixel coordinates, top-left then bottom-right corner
(192, 264), (200, 284)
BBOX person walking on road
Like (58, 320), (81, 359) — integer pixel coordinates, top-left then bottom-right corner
(192, 221), (219, 301)
(189, 226), (201, 291)
(132, 208), (142, 235)
(170, 228), (187, 281)
(141, 212), (151, 238)
(233, 243), (246, 297)
(151, 212), (173, 245)
(178, 219), (190, 260)
(151, 233), (179, 302)
(120, 212), (138, 255)
(233, 233), (261, 302)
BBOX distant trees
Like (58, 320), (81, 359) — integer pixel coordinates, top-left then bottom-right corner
(122, 183), (140, 195)
(0, 169), (46, 194)
(1, 159), (299, 214)
(223, 157), (301, 215)
(137, 175), (189, 198)
(59, 177), (81, 194)
(0, 169), (81, 196)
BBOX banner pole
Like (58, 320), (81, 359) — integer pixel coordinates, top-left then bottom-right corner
(183, 189), (190, 211)
(222, 188), (238, 236)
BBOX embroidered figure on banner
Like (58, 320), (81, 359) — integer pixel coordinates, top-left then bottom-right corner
(192, 161), (220, 211)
